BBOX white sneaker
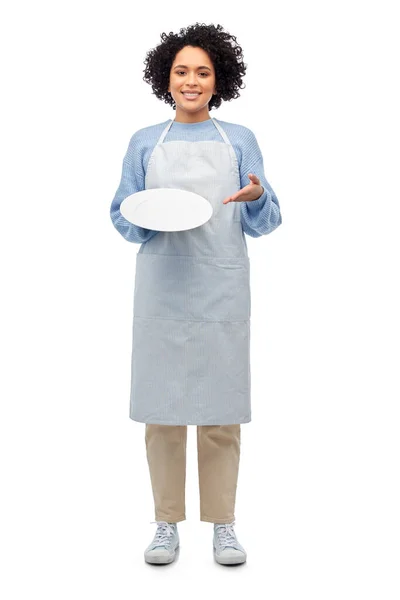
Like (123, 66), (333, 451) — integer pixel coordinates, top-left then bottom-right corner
(213, 522), (247, 565)
(144, 521), (179, 564)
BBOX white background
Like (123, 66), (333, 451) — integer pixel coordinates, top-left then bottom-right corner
(1, 1), (399, 598)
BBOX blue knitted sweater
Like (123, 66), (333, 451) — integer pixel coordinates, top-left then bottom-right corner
(110, 117), (282, 242)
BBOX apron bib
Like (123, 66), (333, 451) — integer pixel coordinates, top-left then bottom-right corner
(130, 118), (251, 425)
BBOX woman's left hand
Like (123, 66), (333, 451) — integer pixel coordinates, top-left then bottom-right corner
(222, 173), (264, 204)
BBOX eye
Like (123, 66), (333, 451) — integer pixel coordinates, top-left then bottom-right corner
(175, 71), (210, 76)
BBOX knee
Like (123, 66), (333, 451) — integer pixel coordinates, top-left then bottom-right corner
(198, 424), (240, 444)
(146, 424), (186, 445)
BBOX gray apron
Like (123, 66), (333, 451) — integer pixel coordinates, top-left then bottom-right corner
(130, 117), (251, 425)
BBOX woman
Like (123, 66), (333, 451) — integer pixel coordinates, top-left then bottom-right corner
(110, 23), (282, 566)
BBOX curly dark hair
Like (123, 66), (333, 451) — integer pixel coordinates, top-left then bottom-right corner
(142, 23), (247, 111)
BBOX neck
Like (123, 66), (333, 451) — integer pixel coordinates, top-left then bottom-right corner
(174, 107), (212, 123)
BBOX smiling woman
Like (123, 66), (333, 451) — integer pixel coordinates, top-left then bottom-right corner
(142, 22), (247, 119)
(110, 22), (282, 566)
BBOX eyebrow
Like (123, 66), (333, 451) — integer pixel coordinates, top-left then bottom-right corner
(173, 65), (212, 71)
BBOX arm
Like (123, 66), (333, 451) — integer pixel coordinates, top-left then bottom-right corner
(110, 133), (159, 244)
(240, 130), (282, 238)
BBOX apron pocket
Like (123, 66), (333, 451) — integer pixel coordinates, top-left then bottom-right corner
(134, 253), (250, 322)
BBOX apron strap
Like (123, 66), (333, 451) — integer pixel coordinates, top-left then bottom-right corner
(157, 120), (174, 145)
(211, 118), (231, 145)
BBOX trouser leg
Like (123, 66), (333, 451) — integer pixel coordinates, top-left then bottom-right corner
(145, 424), (187, 523)
(197, 424), (241, 523)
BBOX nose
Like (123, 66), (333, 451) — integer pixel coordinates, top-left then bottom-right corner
(187, 71), (198, 85)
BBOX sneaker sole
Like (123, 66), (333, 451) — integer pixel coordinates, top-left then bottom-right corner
(213, 546), (247, 565)
(144, 545), (179, 565)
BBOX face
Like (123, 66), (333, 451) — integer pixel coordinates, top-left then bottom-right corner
(168, 45), (217, 123)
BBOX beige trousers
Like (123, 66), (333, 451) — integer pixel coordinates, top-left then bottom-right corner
(145, 424), (241, 523)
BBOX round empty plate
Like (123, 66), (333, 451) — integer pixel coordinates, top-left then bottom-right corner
(120, 188), (213, 232)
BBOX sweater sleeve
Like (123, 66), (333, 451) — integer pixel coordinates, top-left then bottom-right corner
(110, 132), (159, 244)
(239, 130), (282, 238)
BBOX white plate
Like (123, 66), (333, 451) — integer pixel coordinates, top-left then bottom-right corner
(120, 188), (213, 232)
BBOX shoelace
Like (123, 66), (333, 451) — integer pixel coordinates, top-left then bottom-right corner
(215, 521), (238, 548)
(150, 521), (176, 547)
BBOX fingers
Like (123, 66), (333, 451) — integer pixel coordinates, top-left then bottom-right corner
(224, 175), (259, 202)
(223, 192), (241, 203)
(248, 173), (260, 184)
